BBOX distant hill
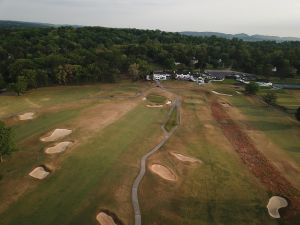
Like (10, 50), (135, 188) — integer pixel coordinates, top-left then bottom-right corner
(0, 20), (55, 28)
(181, 31), (300, 42)
(0, 20), (82, 29)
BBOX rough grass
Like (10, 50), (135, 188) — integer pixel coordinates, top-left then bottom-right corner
(147, 94), (167, 104)
(140, 88), (277, 225)
(0, 104), (165, 225)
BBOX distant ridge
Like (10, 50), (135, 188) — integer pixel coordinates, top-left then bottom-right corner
(181, 31), (300, 42)
(0, 20), (82, 29)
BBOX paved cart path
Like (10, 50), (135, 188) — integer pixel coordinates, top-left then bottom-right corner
(131, 81), (180, 225)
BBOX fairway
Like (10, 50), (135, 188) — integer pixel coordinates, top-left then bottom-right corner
(1, 81), (300, 225)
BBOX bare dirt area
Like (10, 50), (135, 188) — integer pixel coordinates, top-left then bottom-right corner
(40, 129), (72, 142)
(150, 164), (177, 181)
(211, 101), (300, 219)
(45, 141), (73, 154)
(74, 99), (139, 136)
(170, 152), (201, 163)
(28, 166), (50, 180)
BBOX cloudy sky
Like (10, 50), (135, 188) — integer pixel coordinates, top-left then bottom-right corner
(0, 0), (300, 37)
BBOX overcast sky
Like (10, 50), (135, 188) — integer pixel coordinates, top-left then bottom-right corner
(0, 0), (300, 37)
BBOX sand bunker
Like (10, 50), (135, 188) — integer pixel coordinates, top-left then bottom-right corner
(45, 141), (73, 154)
(150, 164), (176, 181)
(171, 152), (201, 163)
(18, 112), (35, 120)
(41, 129), (72, 142)
(220, 102), (231, 108)
(166, 100), (172, 105)
(29, 166), (50, 180)
(146, 104), (163, 108)
(212, 91), (233, 97)
(267, 196), (288, 218)
(235, 91), (242, 95)
(142, 97), (147, 101)
(96, 212), (117, 225)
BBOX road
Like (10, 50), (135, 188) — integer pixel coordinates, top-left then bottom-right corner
(131, 81), (180, 225)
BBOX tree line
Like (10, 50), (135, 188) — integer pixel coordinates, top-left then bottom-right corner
(0, 26), (299, 94)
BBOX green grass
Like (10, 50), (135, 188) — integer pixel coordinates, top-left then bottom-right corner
(0, 82), (142, 119)
(164, 107), (178, 132)
(12, 108), (82, 143)
(147, 94), (167, 104)
(0, 104), (165, 225)
(229, 95), (300, 167)
(140, 92), (277, 225)
(213, 86), (237, 95)
(258, 89), (300, 113)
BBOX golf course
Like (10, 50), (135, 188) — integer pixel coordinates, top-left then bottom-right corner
(0, 80), (300, 225)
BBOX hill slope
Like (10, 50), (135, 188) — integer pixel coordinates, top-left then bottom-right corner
(181, 31), (300, 42)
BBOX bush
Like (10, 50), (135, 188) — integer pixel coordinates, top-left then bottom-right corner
(295, 107), (300, 121)
(263, 92), (277, 105)
(245, 82), (259, 95)
(0, 121), (15, 162)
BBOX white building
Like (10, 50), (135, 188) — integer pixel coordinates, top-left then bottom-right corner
(153, 73), (171, 81)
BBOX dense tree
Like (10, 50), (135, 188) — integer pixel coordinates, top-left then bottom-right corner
(0, 121), (15, 162)
(11, 76), (28, 95)
(296, 107), (300, 121)
(0, 26), (299, 91)
(245, 82), (259, 95)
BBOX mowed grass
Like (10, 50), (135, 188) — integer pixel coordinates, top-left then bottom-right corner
(259, 89), (300, 113)
(0, 82), (142, 119)
(165, 107), (178, 132)
(0, 104), (165, 225)
(140, 89), (277, 225)
(229, 94), (300, 167)
(147, 93), (167, 104)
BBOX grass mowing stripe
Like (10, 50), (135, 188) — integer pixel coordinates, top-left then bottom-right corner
(12, 109), (81, 143)
(0, 104), (164, 225)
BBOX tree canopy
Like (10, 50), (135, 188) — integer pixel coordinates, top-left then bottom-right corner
(0, 26), (299, 93)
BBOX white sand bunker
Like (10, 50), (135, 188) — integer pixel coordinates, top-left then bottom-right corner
(212, 91), (233, 97)
(171, 152), (201, 163)
(29, 166), (50, 180)
(267, 196), (288, 218)
(150, 164), (176, 181)
(41, 129), (72, 142)
(220, 102), (231, 108)
(18, 112), (35, 120)
(142, 97), (147, 101)
(166, 100), (172, 105)
(45, 141), (73, 154)
(96, 212), (117, 225)
(146, 104), (163, 108)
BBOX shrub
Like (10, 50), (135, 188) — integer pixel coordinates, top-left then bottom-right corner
(245, 82), (259, 95)
(263, 92), (277, 105)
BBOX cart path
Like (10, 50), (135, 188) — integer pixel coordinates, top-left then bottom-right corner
(131, 82), (180, 225)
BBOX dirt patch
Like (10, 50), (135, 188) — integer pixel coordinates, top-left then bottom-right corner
(211, 101), (300, 219)
(170, 152), (201, 163)
(166, 100), (172, 105)
(150, 164), (176, 181)
(267, 196), (288, 218)
(142, 97), (147, 101)
(40, 129), (72, 142)
(18, 112), (35, 120)
(29, 166), (50, 180)
(45, 141), (73, 154)
(211, 90), (233, 97)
